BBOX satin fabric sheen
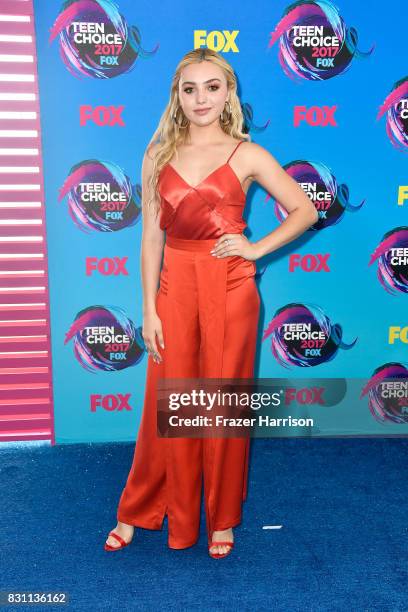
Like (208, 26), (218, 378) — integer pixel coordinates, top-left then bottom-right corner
(116, 141), (261, 549)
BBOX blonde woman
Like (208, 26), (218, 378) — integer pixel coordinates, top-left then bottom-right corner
(105, 48), (317, 559)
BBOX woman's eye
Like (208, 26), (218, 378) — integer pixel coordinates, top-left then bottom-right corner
(183, 85), (219, 94)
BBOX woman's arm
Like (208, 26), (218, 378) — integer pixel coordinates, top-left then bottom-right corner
(140, 145), (165, 363)
(248, 142), (319, 259)
(211, 142), (319, 261)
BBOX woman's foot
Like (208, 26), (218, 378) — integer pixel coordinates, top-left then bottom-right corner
(105, 521), (134, 549)
(209, 527), (234, 556)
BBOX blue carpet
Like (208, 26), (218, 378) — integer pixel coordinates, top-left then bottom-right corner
(0, 438), (407, 611)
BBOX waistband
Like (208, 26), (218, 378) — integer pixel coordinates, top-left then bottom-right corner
(165, 236), (217, 252)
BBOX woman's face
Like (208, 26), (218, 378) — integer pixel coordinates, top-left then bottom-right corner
(177, 60), (229, 127)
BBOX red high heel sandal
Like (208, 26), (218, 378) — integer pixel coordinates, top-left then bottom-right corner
(104, 530), (132, 552)
(208, 540), (234, 559)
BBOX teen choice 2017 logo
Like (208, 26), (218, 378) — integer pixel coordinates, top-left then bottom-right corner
(377, 77), (408, 152)
(263, 302), (357, 368)
(64, 305), (145, 372)
(268, 0), (374, 81)
(369, 227), (408, 295)
(360, 363), (408, 424)
(267, 160), (364, 230)
(58, 159), (141, 232)
(49, 0), (159, 79)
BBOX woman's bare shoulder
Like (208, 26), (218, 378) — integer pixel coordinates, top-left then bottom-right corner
(235, 141), (283, 185)
(145, 141), (161, 161)
(239, 140), (273, 156)
(239, 141), (280, 167)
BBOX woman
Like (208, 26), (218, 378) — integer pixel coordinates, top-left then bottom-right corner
(105, 48), (318, 558)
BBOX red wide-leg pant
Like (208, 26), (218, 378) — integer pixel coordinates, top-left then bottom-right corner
(117, 236), (260, 549)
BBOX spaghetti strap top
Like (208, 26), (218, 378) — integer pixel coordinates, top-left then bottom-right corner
(158, 140), (247, 239)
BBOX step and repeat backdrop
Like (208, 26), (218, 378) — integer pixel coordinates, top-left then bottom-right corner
(33, 0), (407, 442)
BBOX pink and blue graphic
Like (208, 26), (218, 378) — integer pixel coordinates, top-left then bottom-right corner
(376, 77), (408, 152)
(49, 0), (158, 79)
(58, 159), (141, 232)
(64, 305), (144, 372)
(267, 160), (364, 230)
(241, 102), (270, 133)
(360, 363), (408, 424)
(369, 227), (408, 295)
(33, 0), (408, 441)
(268, 0), (374, 81)
(262, 302), (357, 368)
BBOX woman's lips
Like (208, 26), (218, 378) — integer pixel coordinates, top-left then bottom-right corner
(194, 108), (211, 115)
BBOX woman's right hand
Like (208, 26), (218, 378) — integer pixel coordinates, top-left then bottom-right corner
(142, 310), (165, 364)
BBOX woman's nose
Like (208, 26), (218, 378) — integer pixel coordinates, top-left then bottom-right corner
(195, 89), (207, 103)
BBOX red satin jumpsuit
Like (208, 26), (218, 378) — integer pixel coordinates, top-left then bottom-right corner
(116, 140), (261, 549)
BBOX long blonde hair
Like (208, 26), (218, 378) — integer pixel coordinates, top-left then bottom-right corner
(146, 48), (251, 217)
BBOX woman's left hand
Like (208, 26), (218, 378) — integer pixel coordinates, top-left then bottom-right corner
(210, 233), (260, 261)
